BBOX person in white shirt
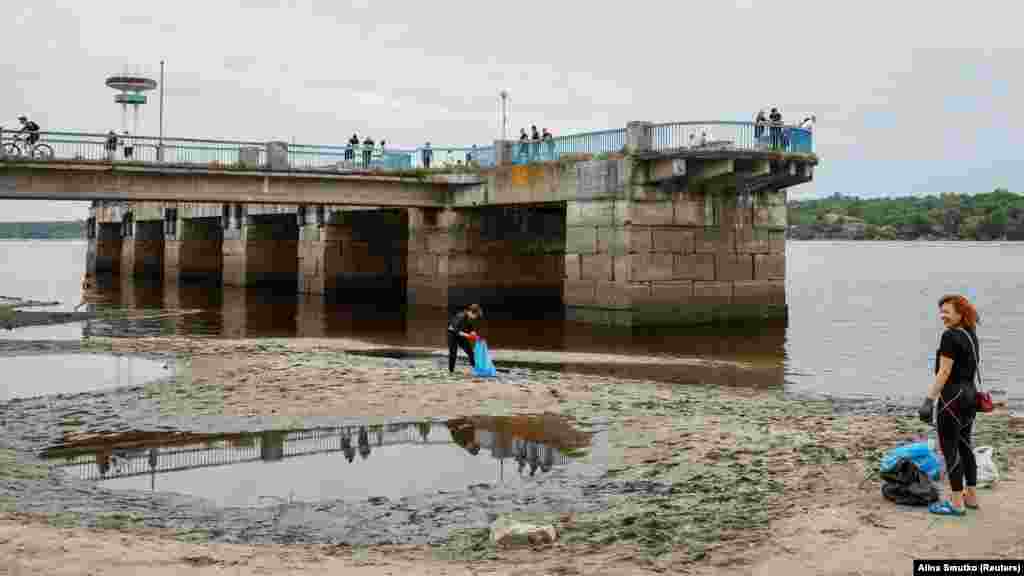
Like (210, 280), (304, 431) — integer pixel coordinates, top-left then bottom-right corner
(800, 115), (816, 131)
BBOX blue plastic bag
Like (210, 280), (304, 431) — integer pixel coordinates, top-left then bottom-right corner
(879, 442), (942, 481)
(472, 339), (497, 378)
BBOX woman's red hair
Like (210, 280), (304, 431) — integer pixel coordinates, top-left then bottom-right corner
(938, 294), (980, 330)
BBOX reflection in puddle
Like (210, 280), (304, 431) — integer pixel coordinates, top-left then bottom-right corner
(0, 354), (172, 401)
(41, 416), (601, 507)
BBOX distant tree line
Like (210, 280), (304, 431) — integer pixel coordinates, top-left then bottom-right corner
(787, 189), (1024, 240)
(0, 221), (85, 239)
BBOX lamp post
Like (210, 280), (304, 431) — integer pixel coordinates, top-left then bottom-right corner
(158, 60), (165, 161)
(499, 90), (509, 141)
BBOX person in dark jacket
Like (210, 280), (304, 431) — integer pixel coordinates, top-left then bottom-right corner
(422, 142), (432, 168)
(362, 136), (374, 167)
(769, 107), (783, 149)
(346, 133), (359, 161)
(105, 130), (118, 161)
(447, 303), (482, 373)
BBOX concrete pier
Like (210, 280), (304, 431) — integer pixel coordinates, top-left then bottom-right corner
(165, 205), (223, 284)
(223, 210), (299, 288)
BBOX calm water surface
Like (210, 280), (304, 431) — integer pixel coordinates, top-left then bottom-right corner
(0, 354), (171, 401)
(1, 240), (1020, 407)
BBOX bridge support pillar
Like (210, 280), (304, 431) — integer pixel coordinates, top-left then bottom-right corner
(407, 207), (449, 309)
(311, 208), (407, 303)
(223, 210), (298, 288)
(91, 222), (123, 276)
(121, 216), (165, 281)
(297, 205), (342, 296)
(165, 205), (223, 284)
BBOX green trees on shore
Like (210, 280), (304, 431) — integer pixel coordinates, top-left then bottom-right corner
(788, 189), (1024, 240)
(2, 190), (1023, 242)
(0, 221), (85, 239)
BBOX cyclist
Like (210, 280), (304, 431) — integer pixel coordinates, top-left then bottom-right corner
(17, 116), (40, 147)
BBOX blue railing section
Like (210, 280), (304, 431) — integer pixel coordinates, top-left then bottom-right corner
(650, 121), (813, 154)
(0, 121), (811, 173)
(508, 128), (627, 165)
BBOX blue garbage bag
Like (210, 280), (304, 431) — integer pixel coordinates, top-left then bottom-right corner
(472, 339), (497, 378)
(880, 442), (941, 481)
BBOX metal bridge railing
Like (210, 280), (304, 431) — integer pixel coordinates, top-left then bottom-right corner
(650, 121), (813, 154)
(0, 121), (811, 174)
(508, 128), (627, 165)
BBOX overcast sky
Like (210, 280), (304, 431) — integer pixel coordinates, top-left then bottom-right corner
(1, 0), (1020, 221)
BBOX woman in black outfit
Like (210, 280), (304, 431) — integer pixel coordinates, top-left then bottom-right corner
(920, 294), (981, 516)
(447, 303), (482, 373)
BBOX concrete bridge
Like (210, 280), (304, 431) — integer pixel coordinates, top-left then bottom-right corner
(0, 120), (817, 326)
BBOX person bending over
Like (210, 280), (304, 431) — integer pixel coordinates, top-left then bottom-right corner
(447, 303), (482, 373)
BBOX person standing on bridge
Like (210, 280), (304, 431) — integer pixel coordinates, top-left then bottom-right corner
(346, 134), (359, 163)
(754, 109), (767, 142)
(447, 303), (482, 373)
(422, 142), (432, 168)
(122, 130), (134, 159)
(362, 136), (374, 167)
(105, 131), (119, 161)
(769, 108), (783, 150)
(542, 128), (555, 160)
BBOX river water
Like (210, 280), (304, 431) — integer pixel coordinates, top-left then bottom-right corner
(0, 239), (1020, 407)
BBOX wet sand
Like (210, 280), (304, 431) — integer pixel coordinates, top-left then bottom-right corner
(1, 335), (1022, 574)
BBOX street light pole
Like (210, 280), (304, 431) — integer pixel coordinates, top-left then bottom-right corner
(499, 90), (509, 141)
(158, 60), (165, 161)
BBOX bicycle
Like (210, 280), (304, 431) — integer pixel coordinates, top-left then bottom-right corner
(2, 131), (54, 159)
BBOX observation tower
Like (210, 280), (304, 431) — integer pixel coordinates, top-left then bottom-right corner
(105, 67), (157, 137)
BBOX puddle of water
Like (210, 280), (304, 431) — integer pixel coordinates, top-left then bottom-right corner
(41, 416), (605, 507)
(0, 354), (172, 401)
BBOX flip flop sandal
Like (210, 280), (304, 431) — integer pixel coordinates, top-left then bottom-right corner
(928, 501), (966, 516)
(965, 501), (979, 509)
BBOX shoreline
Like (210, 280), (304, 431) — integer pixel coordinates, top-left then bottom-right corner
(2, 334), (1022, 573)
(786, 237), (1024, 243)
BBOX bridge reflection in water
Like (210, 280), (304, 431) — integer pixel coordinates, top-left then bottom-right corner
(41, 416), (596, 505)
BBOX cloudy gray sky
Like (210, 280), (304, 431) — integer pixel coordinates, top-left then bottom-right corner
(1, 0), (1020, 221)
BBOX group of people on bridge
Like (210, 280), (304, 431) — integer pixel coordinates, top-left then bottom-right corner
(754, 107), (816, 151)
(344, 133), (387, 168)
(518, 125), (555, 162)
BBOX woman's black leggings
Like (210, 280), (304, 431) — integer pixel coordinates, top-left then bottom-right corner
(448, 331), (475, 372)
(936, 386), (977, 492)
